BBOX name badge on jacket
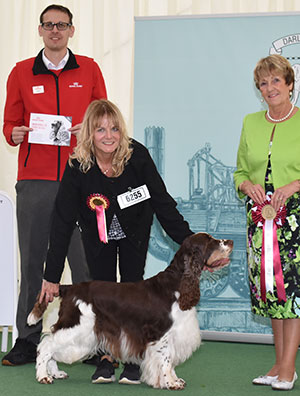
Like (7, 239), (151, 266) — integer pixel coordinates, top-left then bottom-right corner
(117, 185), (151, 209)
(32, 85), (44, 94)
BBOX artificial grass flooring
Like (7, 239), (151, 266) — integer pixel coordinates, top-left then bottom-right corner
(1, 337), (300, 396)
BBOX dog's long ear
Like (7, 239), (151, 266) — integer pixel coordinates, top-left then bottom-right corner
(178, 247), (204, 311)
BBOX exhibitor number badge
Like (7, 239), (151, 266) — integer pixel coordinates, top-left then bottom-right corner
(117, 185), (151, 209)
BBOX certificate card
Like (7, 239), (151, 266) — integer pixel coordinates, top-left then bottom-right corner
(29, 113), (72, 146)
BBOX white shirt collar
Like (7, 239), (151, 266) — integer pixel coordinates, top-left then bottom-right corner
(42, 49), (69, 70)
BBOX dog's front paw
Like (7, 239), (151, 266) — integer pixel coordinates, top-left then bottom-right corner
(53, 370), (68, 379)
(38, 376), (53, 384)
(167, 378), (186, 390)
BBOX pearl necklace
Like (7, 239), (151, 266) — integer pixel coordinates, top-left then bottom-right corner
(267, 103), (294, 123)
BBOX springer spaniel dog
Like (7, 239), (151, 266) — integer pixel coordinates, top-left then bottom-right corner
(27, 232), (233, 390)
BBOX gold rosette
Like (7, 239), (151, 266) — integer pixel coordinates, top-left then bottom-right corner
(87, 194), (110, 211)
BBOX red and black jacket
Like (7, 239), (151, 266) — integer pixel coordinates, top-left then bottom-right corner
(3, 49), (107, 181)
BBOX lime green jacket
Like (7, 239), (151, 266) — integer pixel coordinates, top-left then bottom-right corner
(234, 109), (300, 199)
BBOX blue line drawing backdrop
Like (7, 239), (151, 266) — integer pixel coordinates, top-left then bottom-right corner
(134, 13), (300, 336)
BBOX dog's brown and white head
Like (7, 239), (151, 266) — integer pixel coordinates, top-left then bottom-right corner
(202, 234), (233, 271)
(177, 232), (233, 310)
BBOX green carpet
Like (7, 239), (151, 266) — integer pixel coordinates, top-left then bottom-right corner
(1, 337), (299, 395)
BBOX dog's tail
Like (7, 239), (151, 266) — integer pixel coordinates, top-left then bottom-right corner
(27, 293), (48, 326)
(27, 285), (72, 326)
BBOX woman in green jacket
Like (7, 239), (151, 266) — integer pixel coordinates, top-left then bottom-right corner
(234, 55), (300, 391)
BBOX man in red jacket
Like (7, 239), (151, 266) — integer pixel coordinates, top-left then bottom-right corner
(2, 4), (107, 366)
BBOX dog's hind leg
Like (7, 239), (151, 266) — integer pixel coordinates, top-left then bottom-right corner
(35, 300), (98, 383)
(47, 359), (68, 380)
(36, 335), (57, 384)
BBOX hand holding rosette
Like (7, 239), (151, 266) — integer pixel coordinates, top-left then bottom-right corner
(251, 196), (287, 303)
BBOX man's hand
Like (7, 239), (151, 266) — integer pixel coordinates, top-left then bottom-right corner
(11, 126), (32, 145)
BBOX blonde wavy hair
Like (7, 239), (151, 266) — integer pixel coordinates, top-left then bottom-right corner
(70, 99), (133, 177)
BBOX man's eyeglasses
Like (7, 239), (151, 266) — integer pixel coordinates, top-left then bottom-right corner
(41, 22), (72, 31)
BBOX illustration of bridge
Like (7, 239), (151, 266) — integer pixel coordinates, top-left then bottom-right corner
(144, 126), (271, 334)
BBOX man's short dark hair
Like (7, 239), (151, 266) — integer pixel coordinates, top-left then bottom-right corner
(40, 4), (73, 24)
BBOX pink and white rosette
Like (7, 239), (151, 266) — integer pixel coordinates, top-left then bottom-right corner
(87, 193), (110, 243)
(251, 197), (287, 303)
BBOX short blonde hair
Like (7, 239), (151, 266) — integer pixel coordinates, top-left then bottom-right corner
(70, 99), (133, 176)
(254, 54), (294, 90)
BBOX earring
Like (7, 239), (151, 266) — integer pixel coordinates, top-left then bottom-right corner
(261, 97), (264, 103)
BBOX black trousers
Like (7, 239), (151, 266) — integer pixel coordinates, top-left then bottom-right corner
(86, 238), (147, 283)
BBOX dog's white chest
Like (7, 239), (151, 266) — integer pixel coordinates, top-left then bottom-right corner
(168, 302), (201, 362)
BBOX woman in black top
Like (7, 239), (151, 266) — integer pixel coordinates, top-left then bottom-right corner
(40, 99), (193, 385)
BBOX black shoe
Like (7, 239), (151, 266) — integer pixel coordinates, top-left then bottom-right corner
(83, 354), (119, 368)
(83, 355), (102, 366)
(91, 358), (115, 384)
(1, 338), (37, 366)
(119, 363), (141, 385)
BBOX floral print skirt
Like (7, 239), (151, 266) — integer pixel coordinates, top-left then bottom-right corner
(246, 193), (300, 319)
